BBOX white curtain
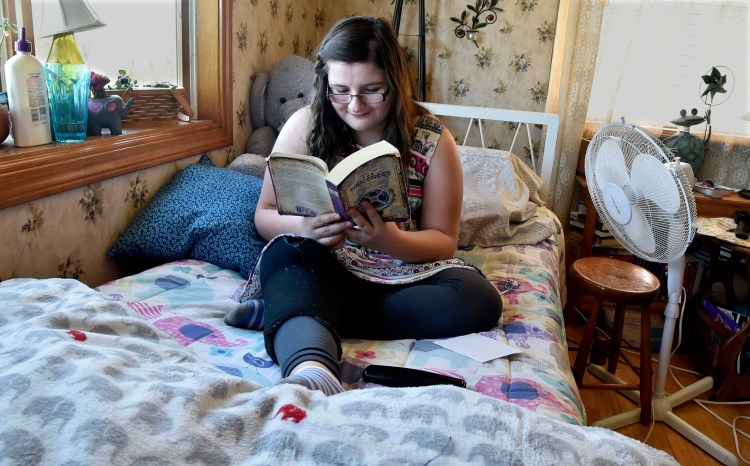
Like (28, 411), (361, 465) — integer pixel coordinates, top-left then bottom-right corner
(587, 0), (749, 137)
(546, 0), (606, 220)
(548, 0), (749, 220)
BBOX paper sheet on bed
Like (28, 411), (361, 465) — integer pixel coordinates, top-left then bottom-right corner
(434, 333), (521, 362)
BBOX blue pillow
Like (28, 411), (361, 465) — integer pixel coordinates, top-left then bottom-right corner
(109, 156), (266, 277)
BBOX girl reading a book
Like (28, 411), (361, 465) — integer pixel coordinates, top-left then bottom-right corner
(235, 16), (502, 395)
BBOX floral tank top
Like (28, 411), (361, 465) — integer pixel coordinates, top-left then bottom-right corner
(332, 114), (476, 284)
(238, 114), (477, 302)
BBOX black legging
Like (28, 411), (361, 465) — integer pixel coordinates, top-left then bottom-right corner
(260, 236), (503, 377)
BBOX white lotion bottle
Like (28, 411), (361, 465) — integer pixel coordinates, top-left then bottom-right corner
(5, 26), (52, 147)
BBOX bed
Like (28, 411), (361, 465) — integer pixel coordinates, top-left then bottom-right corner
(0, 104), (678, 465)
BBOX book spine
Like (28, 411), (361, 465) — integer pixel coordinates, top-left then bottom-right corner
(702, 297), (740, 332)
(326, 180), (349, 220)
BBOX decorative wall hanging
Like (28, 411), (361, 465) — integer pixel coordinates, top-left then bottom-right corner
(451, 0), (503, 47)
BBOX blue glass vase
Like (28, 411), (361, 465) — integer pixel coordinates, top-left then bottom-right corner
(44, 32), (90, 144)
(44, 63), (90, 143)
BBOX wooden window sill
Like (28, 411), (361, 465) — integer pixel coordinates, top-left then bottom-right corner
(0, 120), (231, 209)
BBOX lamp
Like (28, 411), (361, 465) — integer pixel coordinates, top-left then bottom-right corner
(39, 0), (105, 142)
(41, 0), (105, 36)
(39, 0), (105, 62)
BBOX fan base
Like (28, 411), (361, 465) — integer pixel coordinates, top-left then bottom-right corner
(588, 367), (738, 465)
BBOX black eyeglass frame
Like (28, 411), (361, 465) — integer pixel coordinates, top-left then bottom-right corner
(326, 88), (390, 104)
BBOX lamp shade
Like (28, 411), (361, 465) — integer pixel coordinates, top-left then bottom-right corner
(39, 0), (106, 37)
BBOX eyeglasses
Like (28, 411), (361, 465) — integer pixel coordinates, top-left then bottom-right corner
(326, 88), (389, 104)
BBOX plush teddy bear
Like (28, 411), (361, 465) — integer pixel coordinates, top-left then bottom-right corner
(245, 55), (315, 156)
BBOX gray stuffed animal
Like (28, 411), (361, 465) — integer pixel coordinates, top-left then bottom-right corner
(246, 55), (315, 156)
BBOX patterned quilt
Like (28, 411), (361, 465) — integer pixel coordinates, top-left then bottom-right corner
(0, 278), (677, 465)
(94, 209), (585, 426)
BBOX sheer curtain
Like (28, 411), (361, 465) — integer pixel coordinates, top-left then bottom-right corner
(587, 0), (749, 137)
(547, 0), (749, 220)
(545, 0), (605, 220)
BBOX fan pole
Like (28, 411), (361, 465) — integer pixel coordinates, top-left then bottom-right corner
(591, 258), (739, 465)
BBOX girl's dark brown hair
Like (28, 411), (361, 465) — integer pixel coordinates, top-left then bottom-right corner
(308, 16), (426, 166)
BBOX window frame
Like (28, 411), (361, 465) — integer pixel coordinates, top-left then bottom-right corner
(0, 0), (232, 210)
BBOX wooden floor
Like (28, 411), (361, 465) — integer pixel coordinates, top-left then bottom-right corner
(566, 320), (750, 465)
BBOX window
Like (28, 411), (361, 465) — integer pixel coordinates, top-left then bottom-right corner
(30, 0), (180, 87)
(586, 1), (749, 137)
(0, 0), (232, 210)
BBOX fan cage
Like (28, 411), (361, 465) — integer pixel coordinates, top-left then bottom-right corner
(584, 122), (697, 264)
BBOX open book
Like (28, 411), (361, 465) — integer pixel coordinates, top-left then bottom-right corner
(266, 140), (410, 222)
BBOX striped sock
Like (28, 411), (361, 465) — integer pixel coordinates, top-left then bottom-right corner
(224, 299), (264, 330)
(279, 366), (345, 396)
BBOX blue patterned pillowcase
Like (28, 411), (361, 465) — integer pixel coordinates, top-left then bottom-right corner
(109, 156), (266, 277)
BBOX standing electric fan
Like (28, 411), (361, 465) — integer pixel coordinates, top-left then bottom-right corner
(584, 121), (739, 466)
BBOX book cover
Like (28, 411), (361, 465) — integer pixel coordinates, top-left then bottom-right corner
(267, 140), (410, 222)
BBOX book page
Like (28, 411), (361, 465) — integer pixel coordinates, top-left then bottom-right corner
(327, 140), (399, 185)
(267, 156), (335, 217)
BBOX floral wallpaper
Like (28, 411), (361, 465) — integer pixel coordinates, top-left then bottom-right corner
(0, 0), (558, 287)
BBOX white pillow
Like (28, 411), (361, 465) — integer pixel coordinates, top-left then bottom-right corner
(458, 146), (556, 247)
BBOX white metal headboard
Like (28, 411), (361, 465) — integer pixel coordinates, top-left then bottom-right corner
(419, 102), (560, 202)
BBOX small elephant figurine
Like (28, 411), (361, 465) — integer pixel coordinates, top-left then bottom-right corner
(87, 95), (134, 136)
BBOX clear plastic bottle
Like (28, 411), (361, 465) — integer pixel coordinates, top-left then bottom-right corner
(4, 26), (52, 147)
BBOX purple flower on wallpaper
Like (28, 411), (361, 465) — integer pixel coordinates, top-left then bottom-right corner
(285, 3), (293, 23)
(314, 9), (325, 29)
(493, 80), (508, 95)
(20, 204), (44, 235)
(530, 81), (548, 103)
(58, 255), (84, 280)
(236, 23), (248, 51)
(126, 176), (149, 210)
(270, 0), (278, 17)
(449, 79), (470, 98)
(517, 0), (538, 12)
(236, 101), (247, 129)
(537, 21), (555, 43)
(292, 35), (300, 55)
(79, 185), (104, 224)
(402, 45), (416, 63)
(474, 48), (494, 69)
(498, 20), (514, 34)
(424, 14), (435, 34)
(257, 31), (269, 54)
(510, 53), (531, 72)
(437, 47), (452, 61)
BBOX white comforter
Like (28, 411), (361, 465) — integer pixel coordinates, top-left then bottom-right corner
(0, 278), (677, 465)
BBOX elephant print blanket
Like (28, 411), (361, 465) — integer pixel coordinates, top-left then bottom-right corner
(0, 278), (677, 465)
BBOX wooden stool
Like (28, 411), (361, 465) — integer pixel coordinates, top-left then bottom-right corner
(569, 257), (661, 425)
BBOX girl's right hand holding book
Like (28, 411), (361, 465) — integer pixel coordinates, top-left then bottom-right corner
(301, 213), (351, 250)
